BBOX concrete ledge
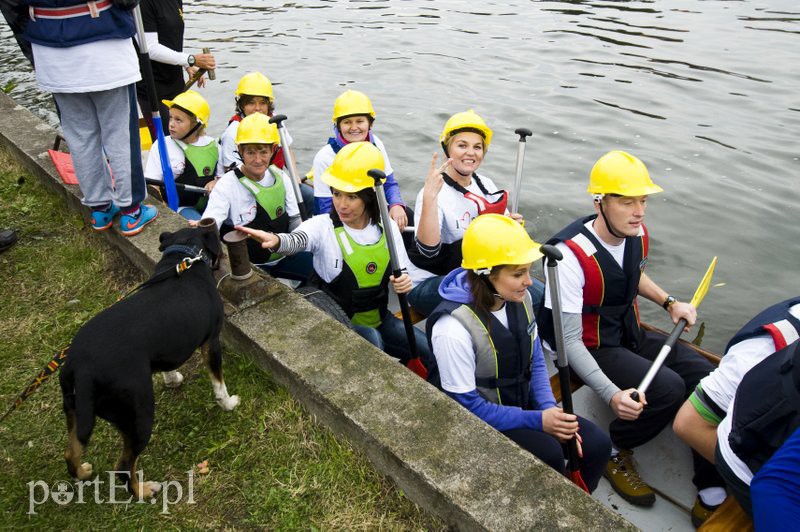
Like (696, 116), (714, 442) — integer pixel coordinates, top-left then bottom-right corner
(0, 91), (634, 531)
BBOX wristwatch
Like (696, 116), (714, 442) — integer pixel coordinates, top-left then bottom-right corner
(187, 54), (196, 67)
(662, 295), (677, 310)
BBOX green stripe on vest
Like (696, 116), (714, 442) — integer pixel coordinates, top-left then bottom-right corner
(334, 225), (390, 328)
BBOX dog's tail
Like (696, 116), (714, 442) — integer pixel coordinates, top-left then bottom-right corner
(0, 346), (70, 424)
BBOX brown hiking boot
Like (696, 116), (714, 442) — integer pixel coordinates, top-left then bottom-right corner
(604, 450), (655, 507)
(691, 496), (721, 528)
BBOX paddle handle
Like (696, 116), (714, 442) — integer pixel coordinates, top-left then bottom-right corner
(133, 6), (179, 211)
(145, 177), (206, 194)
(511, 128), (532, 214)
(203, 47), (215, 80)
(269, 115), (309, 220)
(370, 169), (425, 375)
(630, 318), (687, 402)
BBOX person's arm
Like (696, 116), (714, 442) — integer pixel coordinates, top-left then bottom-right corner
(673, 399), (719, 463)
(448, 389), (543, 431)
(416, 153), (451, 248)
(639, 272), (697, 328)
(383, 172), (408, 231)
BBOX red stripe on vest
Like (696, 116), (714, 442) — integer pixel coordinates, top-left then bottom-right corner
(565, 239), (604, 349)
(33, 0), (111, 18)
(763, 323), (788, 351)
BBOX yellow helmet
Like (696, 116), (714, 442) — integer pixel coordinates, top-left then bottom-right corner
(461, 214), (542, 272)
(587, 151), (664, 198)
(162, 90), (210, 126)
(235, 72), (274, 101)
(332, 90), (376, 123)
(235, 113), (280, 145)
(440, 109), (493, 153)
(321, 142), (385, 193)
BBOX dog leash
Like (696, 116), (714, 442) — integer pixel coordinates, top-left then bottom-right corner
(0, 247), (210, 424)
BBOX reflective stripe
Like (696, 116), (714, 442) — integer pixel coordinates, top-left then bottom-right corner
(764, 320), (800, 351)
(31, 1), (112, 20)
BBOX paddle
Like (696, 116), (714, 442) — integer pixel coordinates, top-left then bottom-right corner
(631, 256), (718, 402)
(145, 177), (205, 194)
(269, 115), (309, 220)
(368, 168), (428, 380)
(133, 6), (179, 211)
(183, 47), (215, 91)
(541, 243), (590, 493)
(511, 128), (532, 214)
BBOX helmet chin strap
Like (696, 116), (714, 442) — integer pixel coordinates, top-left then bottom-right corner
(477, 273), (504, 300)
(597, 200), (627, 240)
(179, 121), (203, 142)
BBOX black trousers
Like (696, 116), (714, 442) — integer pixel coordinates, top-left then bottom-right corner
(503, 415), (611, 493)
(590, 330), (724, 490)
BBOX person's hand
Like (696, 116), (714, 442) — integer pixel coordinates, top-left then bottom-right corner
(390, 272), (412, 294)
(422, 153), (451, 202)
(185, 66), (207, 88)
(541, 407), (579, 442)
(193, 53), (216, 70)
(234, 225), (279, 249)
(610, 389), (646, 421)
(389, 205), (408, 231)
(204, 178), (218, 194)
(187, 219), (200, 227)
(669, 301), (697, 330)
(509, 212), (525, 226)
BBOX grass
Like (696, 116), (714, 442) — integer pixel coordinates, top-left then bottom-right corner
(0, 148), (442, 529)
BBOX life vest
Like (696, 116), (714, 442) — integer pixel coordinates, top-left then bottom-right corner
(175, 140), (218, 212)
(229, 113), (286, 170)
(725, 297), (800, 353)
(312, 219), (391, 328)
(537, 215), (648, 351)
(426, 292), (536, 406)
(234, 166), (289, 264)
(728, 339), (800, 477)
(441, 172), (508, 216)
(24, 1), (135, 48)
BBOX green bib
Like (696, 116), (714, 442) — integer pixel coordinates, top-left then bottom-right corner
(334, 225), (390, 328)
(182, 140), (219, 179)
(238, 166), (287, 220)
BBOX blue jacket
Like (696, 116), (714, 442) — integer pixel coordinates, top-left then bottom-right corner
(24, 0), (135, 48)
(429, 268), (556, 432)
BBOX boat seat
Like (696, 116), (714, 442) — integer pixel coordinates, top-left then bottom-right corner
(697, 496), (753, 532)
(393, 307), (427, 325)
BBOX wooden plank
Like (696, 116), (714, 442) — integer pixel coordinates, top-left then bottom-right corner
(697, 496), (753, 532)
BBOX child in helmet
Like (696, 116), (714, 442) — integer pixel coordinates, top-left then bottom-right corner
(237, 142), (431, 365)
(311, 90), (409, 230)
(408, 109), (539, 317)
(427, 214), (610, 492)
(203, 113), (312, 282)
(219, 72), (314, 209)
(144, 90), (221, 221)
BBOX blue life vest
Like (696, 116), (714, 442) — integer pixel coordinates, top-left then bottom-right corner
(725, 297), (800, 353)
(24, 1), (135, 48)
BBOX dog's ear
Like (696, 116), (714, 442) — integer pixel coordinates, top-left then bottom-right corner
(202, 229), (222, 266)
(158, 231), (175, 251)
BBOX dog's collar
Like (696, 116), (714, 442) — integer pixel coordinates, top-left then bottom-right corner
(161, 244), (213, 273)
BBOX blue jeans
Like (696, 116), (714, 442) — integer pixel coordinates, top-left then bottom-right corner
(354, 314), (432, 367)
(407, 275), (444, 317)
(258, 252), (313, 284)
(178, 206), (203, 221)
(408, 275), (546, 317)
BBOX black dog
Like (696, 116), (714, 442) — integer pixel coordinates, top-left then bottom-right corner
(59, 226), (239, 499)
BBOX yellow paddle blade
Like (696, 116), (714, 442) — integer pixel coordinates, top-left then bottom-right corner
(690, 256), (717, 308)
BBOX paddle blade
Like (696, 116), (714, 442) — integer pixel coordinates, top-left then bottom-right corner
(690, 256), (717, 308)
(406, 357), (428, 380)
(569, 470), (590, 493)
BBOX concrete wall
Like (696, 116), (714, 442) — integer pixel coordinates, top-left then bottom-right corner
(0, 91), (634, 531)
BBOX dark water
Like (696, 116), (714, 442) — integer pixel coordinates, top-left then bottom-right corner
(1, 1), (797, 353)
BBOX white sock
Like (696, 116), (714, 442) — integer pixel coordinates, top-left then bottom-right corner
(698, 487), (726, 507)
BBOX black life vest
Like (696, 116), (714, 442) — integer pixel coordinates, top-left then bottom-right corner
(728, 339), (800, 476)
(725, 297), (800, 353)
(426, 293), (535, 407)
(537, 215), (648, 351)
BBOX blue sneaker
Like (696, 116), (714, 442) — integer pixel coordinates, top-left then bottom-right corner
(119, 204), (158, 237)
(90, 204), (120, 231)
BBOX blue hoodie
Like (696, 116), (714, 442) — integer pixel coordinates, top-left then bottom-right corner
(435, 268), (557, 432)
